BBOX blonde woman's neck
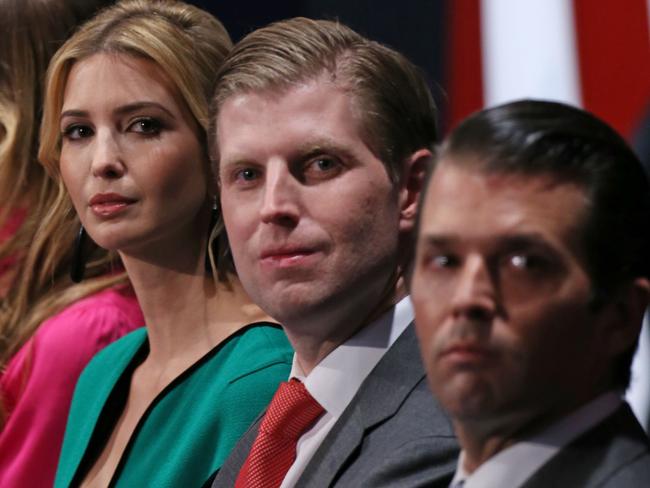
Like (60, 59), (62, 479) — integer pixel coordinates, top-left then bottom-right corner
(121, 252), (274, 370)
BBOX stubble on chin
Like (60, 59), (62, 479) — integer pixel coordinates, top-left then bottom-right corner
(428, 320), (525, 421)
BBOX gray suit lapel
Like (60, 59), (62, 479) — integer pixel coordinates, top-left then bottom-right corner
(295, 324), (424, 487)
(521, 403), (650, 488)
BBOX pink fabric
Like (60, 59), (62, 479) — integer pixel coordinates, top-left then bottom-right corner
(0, 208), (27, 279)
(0, 286), (143, 487)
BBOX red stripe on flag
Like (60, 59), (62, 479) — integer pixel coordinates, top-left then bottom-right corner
(446, 0), (483, 133)
(574, 0), (650, 138)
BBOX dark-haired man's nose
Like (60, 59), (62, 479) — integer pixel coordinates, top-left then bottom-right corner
(451, 255), (498, 323)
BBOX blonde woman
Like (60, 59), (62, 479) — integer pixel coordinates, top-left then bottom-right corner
(39, 1), (292, 487)
(0, 1), (144, 486)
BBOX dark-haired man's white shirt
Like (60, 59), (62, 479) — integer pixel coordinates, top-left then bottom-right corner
(449, 392), (622, 488)
(280, 296), (414, 488)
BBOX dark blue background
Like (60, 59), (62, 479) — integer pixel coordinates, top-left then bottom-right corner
(188, 1), (449, 134)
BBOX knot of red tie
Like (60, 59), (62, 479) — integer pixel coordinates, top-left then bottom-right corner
(235, 379), (324, 488)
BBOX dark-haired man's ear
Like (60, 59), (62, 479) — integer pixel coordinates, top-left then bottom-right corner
(398, 148), (433, 232)
(605, 278), (650, 358)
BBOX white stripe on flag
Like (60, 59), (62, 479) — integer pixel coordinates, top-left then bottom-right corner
(480, 0), (582, 107)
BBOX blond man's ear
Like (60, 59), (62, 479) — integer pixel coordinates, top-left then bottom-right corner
(398, 148), (433, 232)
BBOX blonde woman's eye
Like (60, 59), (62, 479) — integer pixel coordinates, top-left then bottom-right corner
(129, 117), (163, 135)
(62, 124), (93, 140)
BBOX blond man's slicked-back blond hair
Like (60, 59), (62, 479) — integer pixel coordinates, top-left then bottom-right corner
(209, 17), (438, 183)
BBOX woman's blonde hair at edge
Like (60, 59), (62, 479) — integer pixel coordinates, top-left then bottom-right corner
(0, 0), (113, 407)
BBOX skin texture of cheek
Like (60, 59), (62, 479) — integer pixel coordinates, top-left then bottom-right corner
(522, 306), (600, 405)
(337, 192), (396, 265)
(59, 162), (88, 226)
(219, 196), (257, 277)
(158, 135), (209, 213)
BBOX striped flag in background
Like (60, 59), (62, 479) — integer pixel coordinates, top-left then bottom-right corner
(446, 0), (650, 138)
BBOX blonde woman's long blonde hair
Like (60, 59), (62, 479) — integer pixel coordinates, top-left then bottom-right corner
(0, 0), (116, 365)
(2, 0), (232, 401)
(0, 0), (112, 253)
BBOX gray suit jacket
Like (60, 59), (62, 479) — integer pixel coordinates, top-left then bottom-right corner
(211, 324), (459, 487)
(522, 402), (650, 487)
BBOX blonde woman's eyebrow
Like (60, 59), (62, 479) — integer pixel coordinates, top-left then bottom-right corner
(60, 101), (175, 121)
(113, 101), (175, 118)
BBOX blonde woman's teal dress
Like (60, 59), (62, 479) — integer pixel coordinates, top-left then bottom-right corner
(54, 323), (293, 488)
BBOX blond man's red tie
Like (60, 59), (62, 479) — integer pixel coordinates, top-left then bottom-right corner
(234, 379), (324, 488)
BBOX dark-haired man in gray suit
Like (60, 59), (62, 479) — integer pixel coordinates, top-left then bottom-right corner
(411, 100), (650, 488)
(208, 16), (458, 488)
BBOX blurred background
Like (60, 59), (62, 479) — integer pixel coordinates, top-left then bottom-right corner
(190, 0), (649, 142)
